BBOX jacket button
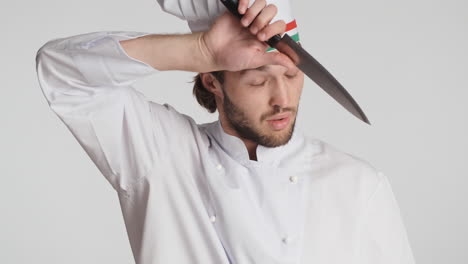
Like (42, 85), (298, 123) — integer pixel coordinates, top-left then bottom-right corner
(289, 175), (298, 183)
(282, 236), (292, 244)
(209, 215), (217, 223)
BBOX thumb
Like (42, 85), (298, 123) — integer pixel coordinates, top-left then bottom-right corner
(254, 51), (300, 76)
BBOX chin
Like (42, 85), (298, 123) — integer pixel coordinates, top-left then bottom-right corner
(259, 123), (294, 147)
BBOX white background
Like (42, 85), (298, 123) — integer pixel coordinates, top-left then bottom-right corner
(1, 0), (467, 263)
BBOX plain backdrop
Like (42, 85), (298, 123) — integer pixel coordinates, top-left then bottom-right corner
(1, 0), (467, 263)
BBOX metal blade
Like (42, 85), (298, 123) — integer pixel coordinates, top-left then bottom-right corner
(271, 34), (371, 125)
(218, 0), (370, 124)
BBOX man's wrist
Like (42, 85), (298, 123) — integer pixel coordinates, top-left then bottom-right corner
(195, 31), (220, 73)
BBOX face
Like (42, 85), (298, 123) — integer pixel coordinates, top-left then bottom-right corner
(218, 64), (304, 148)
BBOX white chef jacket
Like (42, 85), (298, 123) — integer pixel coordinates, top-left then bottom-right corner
(35, 31), (416, 264)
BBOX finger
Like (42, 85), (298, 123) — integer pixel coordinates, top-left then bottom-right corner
(240, 0), (266, 27)
(249, 4), (278, 35)
(238, 0), (250, 14)
(257, 19), (286, 41)
(254, 51), (300, 76)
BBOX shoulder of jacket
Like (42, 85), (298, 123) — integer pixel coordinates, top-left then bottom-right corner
(305, 136), (380, 180)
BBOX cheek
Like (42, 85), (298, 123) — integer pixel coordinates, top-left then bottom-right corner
(234, 93), (268, 120)
(242, 98), (265, 118)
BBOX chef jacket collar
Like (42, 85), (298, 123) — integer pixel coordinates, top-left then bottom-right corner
(206, 119), (302, 166)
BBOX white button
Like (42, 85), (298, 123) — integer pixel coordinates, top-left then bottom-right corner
(289, 175), (298, 183)
(282, 236), (292, 244)
(209, 215), (216, 223)
(216, 164), (223, 170)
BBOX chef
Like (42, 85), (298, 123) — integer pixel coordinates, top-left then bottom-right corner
(35, 0), (416, 263)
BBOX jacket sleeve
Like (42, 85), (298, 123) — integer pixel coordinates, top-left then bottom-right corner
(35, 31), (175, 196)
(155, 0), (293, 33)
(156, 0), (227, 32)
(360, 172), (416, 264)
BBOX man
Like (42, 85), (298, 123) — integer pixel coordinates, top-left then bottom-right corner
(35, 0), (415, 263)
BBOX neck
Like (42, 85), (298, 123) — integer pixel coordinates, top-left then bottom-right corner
(219, 117), (258, 161)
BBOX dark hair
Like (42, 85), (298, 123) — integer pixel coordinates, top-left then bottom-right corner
(191, 71), (224, 113)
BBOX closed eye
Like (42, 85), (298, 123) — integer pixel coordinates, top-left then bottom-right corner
(250, 81), (266, 86)
(286, 73), (298, 79)
(249, 78), (267, 86)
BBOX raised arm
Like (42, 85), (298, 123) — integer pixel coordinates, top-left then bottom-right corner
(35, 1), (295, 195)
(119, 32), (215, 72)
(35, 31), (166, 195)
(119, 7), (298, 74)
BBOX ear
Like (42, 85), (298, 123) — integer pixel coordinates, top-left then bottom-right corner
(201, 73), (224, 99)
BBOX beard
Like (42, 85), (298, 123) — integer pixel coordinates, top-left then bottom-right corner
(222, 88), (297, 148)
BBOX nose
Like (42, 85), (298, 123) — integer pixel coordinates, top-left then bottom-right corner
(268, 78), (290, 110)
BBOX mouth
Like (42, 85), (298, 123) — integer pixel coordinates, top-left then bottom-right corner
(266, 113), (292, 130)
(267, 112), (291, 121)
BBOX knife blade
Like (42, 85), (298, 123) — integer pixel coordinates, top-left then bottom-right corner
(219, 0), (371, 125)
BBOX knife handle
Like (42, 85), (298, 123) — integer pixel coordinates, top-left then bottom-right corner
(219, 0), (282, 47)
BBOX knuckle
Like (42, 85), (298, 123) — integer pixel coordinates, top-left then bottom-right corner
(250, 25), (258, 34)
(253, 14), (267, 27)
(242, 14), (254, 26)
(261, 24), (276, 36)
(262, 25), (273, 35)
(244, 10), (253, 19)
(254, 7), (274, 27)
(259, 27), (273, 39)
(249, 19), (263, 30)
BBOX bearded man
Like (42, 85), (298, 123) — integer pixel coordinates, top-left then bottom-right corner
(35, 0), (415, 263)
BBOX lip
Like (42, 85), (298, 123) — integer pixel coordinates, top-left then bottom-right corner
(266, 112), (292, 121)
(266, 113), (292, 130)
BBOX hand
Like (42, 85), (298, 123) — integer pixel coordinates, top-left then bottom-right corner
(201, 0), (299, 75)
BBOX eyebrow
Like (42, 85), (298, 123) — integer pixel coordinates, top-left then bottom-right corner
(239, 65), (271, 77)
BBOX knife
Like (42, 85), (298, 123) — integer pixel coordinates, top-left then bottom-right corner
(219, 0), (371, 125)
